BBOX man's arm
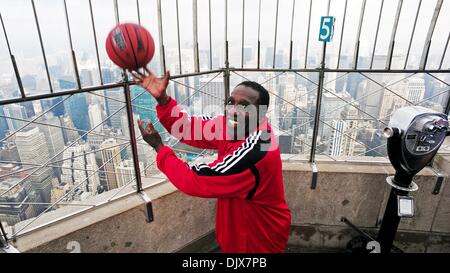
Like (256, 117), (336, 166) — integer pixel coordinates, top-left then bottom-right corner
(156, 130), (269, 199)
(138, 118), (270, 199)
(131, 69), (221, 150)
(156, 96), (222, 150)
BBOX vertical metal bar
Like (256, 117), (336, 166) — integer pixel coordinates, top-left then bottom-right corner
(31, 0), (53, 93)
(353, 0), (366, 70)
(439, 34), (450, 70)
(136, 0), (141, 25)
(0, 221), (7, 246)
(257, 0), (261, 69)
(241, 0), (245, 68)
(385, 0), (403, 70)
(307, 0), (331, 162)
(63, 0), (81, 89)
(272, 0), (279, 69)
(225, 0), (228, 44)
(0, 12), (25, 99)
(336, 0), (348, 69)
(89, 0), (103, 86)
(370, 0), (383, 69)
(309, 0), (329, 163)
(208, 0), (212, 70)
(114, 0), (120, 24)
(304, 0), (312, 69)
(175, 0), (182, 74)
(337, 0), (348, 69)
(157, 0), (166, 73)
(225, 0), (229, 68)
(309, 45), (326, 163)
(404, 0), (422, 69)
(123, 81), (143, 192)
(193, 0), (199, 72)
(445, 92), (450, 115)
(420, 0), (443, 70)
(289, 0), (296, 69)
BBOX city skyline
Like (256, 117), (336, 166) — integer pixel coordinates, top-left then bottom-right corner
(0, 0), (449, 234)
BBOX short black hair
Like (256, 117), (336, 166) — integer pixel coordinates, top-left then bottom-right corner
(237, 81), (270, 107)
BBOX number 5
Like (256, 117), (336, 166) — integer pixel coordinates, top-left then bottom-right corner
(319, 16), (335, 42)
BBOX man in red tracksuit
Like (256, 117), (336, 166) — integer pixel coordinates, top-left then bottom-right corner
(132, 69), (291, 253)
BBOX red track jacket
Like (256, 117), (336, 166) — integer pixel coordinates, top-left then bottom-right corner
(155, 97), (291, 253)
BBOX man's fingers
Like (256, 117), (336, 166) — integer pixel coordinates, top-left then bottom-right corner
(146, 120), (156, 132)
(144, 67), (153, 76)
(164, 70), (170, 82)
(131, 71), (143, 82)
(137, 119), (145, 132)
(135, 70), (145, 77)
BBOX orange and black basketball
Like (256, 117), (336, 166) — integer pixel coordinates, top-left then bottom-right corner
(105, 23), (155, 71)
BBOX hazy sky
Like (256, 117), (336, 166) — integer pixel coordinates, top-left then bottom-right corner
(0, 0), (448, 78)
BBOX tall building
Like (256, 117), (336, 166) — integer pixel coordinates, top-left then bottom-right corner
(356, 79), (385, 119)
(64, 93), (90, 140)
(0, 106), (9, 140)
(59, 115), (80, 144)
(327, 120), (346, 156)
(40, 96), (65, 118)
(104, 89), (124, 130)
(100, 138), (122, 191)
(88, 103), (103, 132)
(378, 79), (408, 121)
(320, 91), (351, 140)
(341, 107), (361, 157)
(116, 159), (144, 188)
(199, 77), (224, 116)
(59, 79), (90, 140)
(15, 127), (53, 208)
(0, 178), (37, 225)
(37, 113), (65, 182)
(407, 77), (425, 103)
(326, 104), (363, 157)
(80, 69), (94, 86)
(61, 143), (99, 195)
(3, 104), (27, 132)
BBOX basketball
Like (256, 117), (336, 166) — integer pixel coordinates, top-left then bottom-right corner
(105, 23), (155, 71)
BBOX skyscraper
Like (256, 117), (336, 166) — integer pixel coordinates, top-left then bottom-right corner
(64, 92), (90, 140)
(88, 103), (103, 132)
(40, 96), (65, 117)
(378, 79), (408, 121)
(320, 92), (351, 139)
(61, 143), (99, 196)
(15, 127), (53, 208)
(407, 77), (425, 103)
(80, 69), (94, 86)
(37, 113), (65, 182)
(200, 77), (224, 116)
(104, 89), (124, 130)
(100, 138), (122, 191)
(3, 104), (27, 132)
(0, 178), (37, 225)
(59, 115), (80, 144)
(327, 120), (346, 156)
(0, 106), (9, 140)
(116, 159), (144, 188)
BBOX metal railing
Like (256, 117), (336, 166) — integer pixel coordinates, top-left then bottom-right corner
(0, 0), (449, 242)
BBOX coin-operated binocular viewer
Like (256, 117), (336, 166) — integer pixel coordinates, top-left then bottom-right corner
(343, 106), (449, 253)
(378, 106), (449, 253)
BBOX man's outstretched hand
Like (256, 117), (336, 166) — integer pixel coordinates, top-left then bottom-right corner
(138, 119), (164, 152)
(131, 67), (171, 106)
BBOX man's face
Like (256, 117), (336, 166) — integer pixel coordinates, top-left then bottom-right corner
(225, 85), (263, 140)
